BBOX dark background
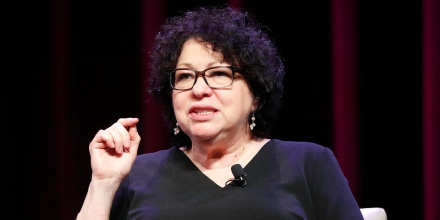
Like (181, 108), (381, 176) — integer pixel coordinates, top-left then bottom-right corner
(4, 0), (430, 219)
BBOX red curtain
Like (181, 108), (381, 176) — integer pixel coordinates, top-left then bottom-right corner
(331, 0), (359, 199)
(423, 0), (440, 219)
(50, 0), (76, 218)
(139, 0), (168, 153)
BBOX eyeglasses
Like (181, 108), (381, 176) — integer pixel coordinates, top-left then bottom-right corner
(168, 66), (242, 90)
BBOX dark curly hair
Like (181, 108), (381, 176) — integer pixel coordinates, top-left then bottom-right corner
(148, 4), (285, 147)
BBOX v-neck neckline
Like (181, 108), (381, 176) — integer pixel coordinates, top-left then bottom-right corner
(173, 139), (272, 189)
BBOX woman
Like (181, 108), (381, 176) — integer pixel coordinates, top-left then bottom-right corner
(77, 5), (363, 220)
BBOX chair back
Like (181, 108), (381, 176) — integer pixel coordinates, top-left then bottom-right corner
(360, 207), (387, 220)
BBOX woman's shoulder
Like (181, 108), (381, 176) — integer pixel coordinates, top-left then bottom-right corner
(269, 139), (330, 153)
(266, 139), (339, 172)
(134, 147), (179, 165)
(266, 139), (335, 161)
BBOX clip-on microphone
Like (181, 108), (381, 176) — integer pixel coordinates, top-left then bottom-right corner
(230, 164), (247, 187)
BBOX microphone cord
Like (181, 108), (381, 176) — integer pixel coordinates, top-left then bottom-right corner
(225, 175), (247, 187)
(225, 179), (234, 186)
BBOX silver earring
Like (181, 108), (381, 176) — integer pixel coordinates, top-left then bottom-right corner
(174, 122), (180, 135)
(249, 114), (256, 131)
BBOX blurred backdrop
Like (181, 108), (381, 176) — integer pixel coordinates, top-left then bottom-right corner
(5, 0), (439, 219)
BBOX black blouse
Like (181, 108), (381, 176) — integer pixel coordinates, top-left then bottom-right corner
(110, 139), (363, 220)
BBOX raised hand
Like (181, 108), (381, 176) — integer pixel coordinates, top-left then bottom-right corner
(89, 117), (141, 182)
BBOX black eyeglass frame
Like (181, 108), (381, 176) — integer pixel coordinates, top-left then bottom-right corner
(168, 65), (242, 90)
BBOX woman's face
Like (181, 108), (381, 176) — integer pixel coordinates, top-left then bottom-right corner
(172, 38), (256, 143)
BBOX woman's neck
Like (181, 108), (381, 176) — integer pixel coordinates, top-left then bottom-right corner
(182, 137), (269, 170)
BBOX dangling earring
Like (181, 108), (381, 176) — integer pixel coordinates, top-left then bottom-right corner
(249, 114), (256, 131)
(174, 122), (180, 135)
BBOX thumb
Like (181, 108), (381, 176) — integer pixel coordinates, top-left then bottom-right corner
(127, 122), (141, 153)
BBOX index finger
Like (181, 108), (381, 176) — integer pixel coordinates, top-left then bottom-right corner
(116, 117), (139, 129)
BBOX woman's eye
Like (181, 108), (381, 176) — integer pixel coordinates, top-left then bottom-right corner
(176, 72), (194, 81)
(209, 71), (230, 77)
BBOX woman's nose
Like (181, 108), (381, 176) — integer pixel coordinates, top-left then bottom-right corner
(191, 75), (213, 96)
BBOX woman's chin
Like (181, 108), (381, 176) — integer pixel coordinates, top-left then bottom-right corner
(188, 129), (218, 141)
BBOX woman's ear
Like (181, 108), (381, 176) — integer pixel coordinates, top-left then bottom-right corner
(251, 97), (259, 112)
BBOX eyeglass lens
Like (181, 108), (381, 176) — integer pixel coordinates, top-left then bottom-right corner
(171, 66), (234, 90)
